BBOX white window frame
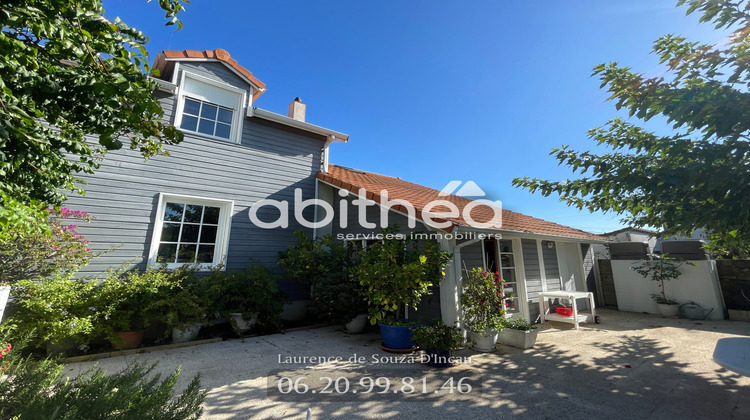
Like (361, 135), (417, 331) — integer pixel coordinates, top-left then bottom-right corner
(148, 193), (234, 270)
(174, 72), (247, 144)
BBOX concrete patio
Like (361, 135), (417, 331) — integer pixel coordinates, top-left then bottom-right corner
(65, 309), (750, 419)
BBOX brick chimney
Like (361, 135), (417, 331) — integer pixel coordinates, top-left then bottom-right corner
(288, 97), (306, 122)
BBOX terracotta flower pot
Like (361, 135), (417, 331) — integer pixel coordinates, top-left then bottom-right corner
(113, 330), (145, 350)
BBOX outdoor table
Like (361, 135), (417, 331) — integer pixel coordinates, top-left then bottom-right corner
(538, 290), (596, 329)
(713, 337), (750, 377)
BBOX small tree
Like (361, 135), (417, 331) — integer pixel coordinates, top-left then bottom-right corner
(631, 256), (689, 304)
(512, 0), (750, 257)
(354, 227), (452, 325)
(461, 268), (506, 333)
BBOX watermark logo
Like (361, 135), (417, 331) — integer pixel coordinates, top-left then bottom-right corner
(248, 180), (502, 231)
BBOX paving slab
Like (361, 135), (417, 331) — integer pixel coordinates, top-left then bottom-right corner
(65, 309), (750, 419)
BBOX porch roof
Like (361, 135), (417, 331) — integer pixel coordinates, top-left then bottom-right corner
(317, 165), (607, 242)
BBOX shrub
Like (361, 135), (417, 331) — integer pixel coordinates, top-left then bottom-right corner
(145, 265), (208, 332)
(9, 277), (100, 350)
(0, 207), (97, 284)
(0, 330), (206, 420)
(501, 317), (535, 331)
(461, 268), (506, 333)
(410, 318), (463, 351)
(205, 264), (286, 333)
(278, 232), (366, 323)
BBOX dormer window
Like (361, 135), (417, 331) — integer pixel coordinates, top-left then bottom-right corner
(181, 98), (233, 140)
(176, 72), (246, 143)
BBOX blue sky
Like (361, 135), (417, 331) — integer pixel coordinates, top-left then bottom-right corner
(102, 0), (727, 234)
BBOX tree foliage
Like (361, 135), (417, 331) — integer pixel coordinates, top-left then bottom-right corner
(0, 0), (187, 215)
(512, 0), (750, 257)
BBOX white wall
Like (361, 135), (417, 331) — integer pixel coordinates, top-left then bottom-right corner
(611, 260), (725, 320)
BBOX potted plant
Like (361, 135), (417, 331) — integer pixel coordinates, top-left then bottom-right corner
(498, 316), (539, 349)
(207, 264), (286, 334)
(95, 268), (172, 350)
(411, 318), (463, 368)
(354, 227), (452, 350)
(632, 255), (692, 317)
(146, 266), (208, 343)
(461, 268), (506, 352)
(279, 232), (368, 331)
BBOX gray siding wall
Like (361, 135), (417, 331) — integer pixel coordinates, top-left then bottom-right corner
(64, 62), (326, 300)
(522, 239), (543, 322)
(459, 242), (484, 278)
(543, 241), (562, 292)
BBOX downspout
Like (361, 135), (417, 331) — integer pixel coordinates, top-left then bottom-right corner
(322, 135), (336, 173)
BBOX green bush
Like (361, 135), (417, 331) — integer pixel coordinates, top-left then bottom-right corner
(410, 318), (463, 351)
(9, 277), (100, 350)
(0, 330), (207, 420)
(501, 317), (535, 331)
(278, 232), (366, 323)
(0, 207), (97, 285)
(145, 265), (208, 332)
(204, 264), (286, 333)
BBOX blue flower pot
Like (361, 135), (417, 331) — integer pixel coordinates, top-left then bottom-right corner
(379, 323), (417, 350)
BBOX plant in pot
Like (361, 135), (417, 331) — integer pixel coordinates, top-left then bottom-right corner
(411, 318), (463, 368)
(498, 316), (539, 349)
(461, 268), (506, 352)
(631, 255), (692, 317)
(354, 227), (452, 351)
(279, 232), (368, 331)
(146, 266), (208, 343)
(95, 268), (171, 350)
(208, 264), (286, 335)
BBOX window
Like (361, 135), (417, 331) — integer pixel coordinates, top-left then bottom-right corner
(181, 98), (234, 140)
(176, 72), (246, 143)
(148, 194), (233, 269)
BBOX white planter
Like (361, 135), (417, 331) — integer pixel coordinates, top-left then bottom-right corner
(498, 328), (539, 349)
(656, 303), (680, 317)
(172, 323), (202, 343)
(344, 314), (368, 333)
(0, 286), (9, 323)
(229, 312), (258, 332)
(469, 330), (499, 352)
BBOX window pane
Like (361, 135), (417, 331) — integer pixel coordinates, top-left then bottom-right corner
(181, 224), (200, 243)
(198, 119), (215, 135)
(203, 207), (220, 224)
(177, 244), (197, 263)
(499, 241), (513, 253)
(161, 223), (181, 242)
(501, 269), (515, 283)
(200, 225), (217, 243)
(197, 245), (215, 263)
(181, 115), (198, 132)
(183, 98), (201, 116)
(200, 103), (218, 120)
(157, 243), (178, 263)
(501, 254), (514, 268)
(214, 123), (231, 139)
(217, 108), (233, 124)
(164, 203), (184, 222)
(184, 205), (203, 223)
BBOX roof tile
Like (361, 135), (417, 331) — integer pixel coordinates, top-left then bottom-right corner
(318, 165), (607, 241)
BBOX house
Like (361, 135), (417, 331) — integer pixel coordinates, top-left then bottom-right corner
(65, 48), (608, 323)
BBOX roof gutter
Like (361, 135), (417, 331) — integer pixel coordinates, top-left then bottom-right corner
(248, 107), (349, 143)
(453, 224), (609, 243)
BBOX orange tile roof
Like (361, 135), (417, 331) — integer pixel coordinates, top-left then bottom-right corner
(317, 165), (607, 241)
(155, 49), (266, 100)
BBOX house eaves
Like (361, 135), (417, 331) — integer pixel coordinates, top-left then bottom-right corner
(248, 107), (349, 143)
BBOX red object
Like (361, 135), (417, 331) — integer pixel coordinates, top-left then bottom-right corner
(556, 307), (574, 317)
(625, 364), (632, 368)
